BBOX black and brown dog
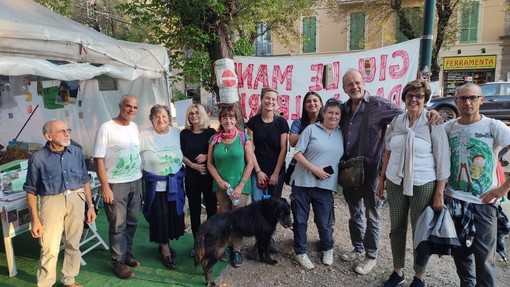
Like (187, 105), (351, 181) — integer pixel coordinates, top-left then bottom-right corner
(194, 197), (292, 287)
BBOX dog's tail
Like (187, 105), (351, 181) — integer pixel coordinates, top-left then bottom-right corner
(194, 233), (206, 268)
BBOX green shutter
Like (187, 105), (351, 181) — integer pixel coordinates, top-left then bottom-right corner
(350, 12), (365, 50)
(460, 1), (479, 43)
(303, 17), (316, 53)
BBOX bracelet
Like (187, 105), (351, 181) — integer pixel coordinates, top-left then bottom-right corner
(256, 170), (262, 174)
(240, 178), (247, 184)
(88, 204), (95, 208)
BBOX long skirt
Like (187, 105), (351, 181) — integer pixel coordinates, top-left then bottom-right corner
(148, 192), (185, 243)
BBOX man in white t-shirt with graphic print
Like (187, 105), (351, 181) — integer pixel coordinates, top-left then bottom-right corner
(93, 95), (142, 279)
(443, 83), (510, 287)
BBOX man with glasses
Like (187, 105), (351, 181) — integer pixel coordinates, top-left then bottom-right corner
(93, 95), (142, 279)
(443, 83), (510, 287)
(24, 120), (96, 287)
(340, 69), (441, 275)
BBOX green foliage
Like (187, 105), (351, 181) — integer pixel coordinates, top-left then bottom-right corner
(171, 87), (188, 102)
(233, 38), (256, 56)
(119, 0), (315, 91)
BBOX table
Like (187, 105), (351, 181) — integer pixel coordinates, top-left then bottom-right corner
(0, 173), (107, 276)
(0, 194), (30, 277)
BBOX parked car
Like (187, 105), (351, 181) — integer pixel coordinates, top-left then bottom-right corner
(426, 82), (510, 122)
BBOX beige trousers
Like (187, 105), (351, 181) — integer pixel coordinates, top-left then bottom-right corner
(37, 189), (85, 287)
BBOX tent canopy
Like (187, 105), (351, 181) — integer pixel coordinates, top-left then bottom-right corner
(0, 0), (170, 81)
(0, 0), (172, 155)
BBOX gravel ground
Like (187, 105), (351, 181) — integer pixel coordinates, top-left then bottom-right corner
(213, 185), (510, 287)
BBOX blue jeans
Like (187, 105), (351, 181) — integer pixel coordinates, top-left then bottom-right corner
(104, 179), (142, 264)
(342, 174), (382, 260)
(291, 185), (335, 255)
(451, 202), (497, 287)
(251, 169), (285, 202)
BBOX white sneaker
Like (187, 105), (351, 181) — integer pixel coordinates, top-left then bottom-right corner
(341, 249), (365, 261)
(322, 249), (334, 266)
(355, 258), (377, 275)
(295, 253), (315, 270)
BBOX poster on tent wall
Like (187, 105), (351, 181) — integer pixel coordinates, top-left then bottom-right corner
(234, 38), (420, 121)
(0, 78), (167, 156)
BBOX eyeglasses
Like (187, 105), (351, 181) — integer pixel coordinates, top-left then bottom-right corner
(325, 98), (342, 105)
(455, 96), (481, 102)
(53, 128), (72, 135)
(404, 94), (425, 101)
(189, 111), (200, 116)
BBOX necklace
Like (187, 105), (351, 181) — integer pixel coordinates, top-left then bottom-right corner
(224, 143), (231, 152)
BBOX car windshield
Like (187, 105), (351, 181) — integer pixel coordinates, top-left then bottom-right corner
(480, 84), (498, 96)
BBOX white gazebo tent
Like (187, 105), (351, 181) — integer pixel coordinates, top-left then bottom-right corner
(0, 0), (171, 154)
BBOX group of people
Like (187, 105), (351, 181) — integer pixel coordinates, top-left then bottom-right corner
(284, 69), (510, 287)
(23, 68), (510, 287)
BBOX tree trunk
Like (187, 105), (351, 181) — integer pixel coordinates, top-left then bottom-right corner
(207, 21), (245, 128)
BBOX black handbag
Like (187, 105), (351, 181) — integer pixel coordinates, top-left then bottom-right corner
(338, 98), (370, 188)
(338, 156), (365, 188)
(285, 158), (297, 185)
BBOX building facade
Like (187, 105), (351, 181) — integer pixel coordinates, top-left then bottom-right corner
(263, 0), (509, 96)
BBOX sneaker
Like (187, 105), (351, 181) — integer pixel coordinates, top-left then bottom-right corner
(221, 246), (233, 262)
(295, 253), (315, 270)
(341, 249), (365, 261)
(322, 249), (334, 266)
(113, 263), (134, 279)
(63, 283), (83, 287)
(125, 252), (141, 267)
(354, 258), (377, 275)
(384, 271), (405, 287)
(409, 277), (425, 287)
(231, 251), (243, 268)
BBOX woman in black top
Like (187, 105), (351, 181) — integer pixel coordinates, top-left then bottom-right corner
(180, 103), (217, 256)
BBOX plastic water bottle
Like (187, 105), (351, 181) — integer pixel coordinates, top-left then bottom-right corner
(226, 186), (240, 206)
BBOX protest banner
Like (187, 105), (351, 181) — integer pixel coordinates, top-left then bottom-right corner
(234, 39), (420, 120)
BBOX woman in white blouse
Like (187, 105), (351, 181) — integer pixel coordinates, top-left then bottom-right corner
(377, 80), (450, 287)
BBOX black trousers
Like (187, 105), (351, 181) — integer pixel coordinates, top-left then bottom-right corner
(185, 171), (217, 238)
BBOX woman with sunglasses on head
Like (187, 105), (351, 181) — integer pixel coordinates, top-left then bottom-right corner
(207, 104), (254, 268)
(140, 104), (185, 270)
(247, 87), (289, 202)
(180, 104), (217, 257)
(377, 80), (450, 287)
(291, 98), (343, 270)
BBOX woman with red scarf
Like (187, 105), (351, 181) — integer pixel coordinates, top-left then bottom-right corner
(207, 104), (254, 268)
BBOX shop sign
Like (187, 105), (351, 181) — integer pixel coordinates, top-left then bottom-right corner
(443, 55), (497, 70)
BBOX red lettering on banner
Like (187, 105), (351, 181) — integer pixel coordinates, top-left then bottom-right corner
(388, 85), (402, 106)
(376, 87), (385, 98)
(277, 94), (289, 119)
(325, 62), (340, 91)
(359, 57), (376, 83)
(375, 85), (402, 106)
(248, 93), (260, 118)
(236, 63), (254, 89)
(379, 54), (387, 81)
(254, 65), (269, 90)
(273, 65), (293, 91)
(291, 95), (302, 120)
(389, 50), (409, 79)
(240, 93), (247, 118)
(309, 64), (324, 92)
